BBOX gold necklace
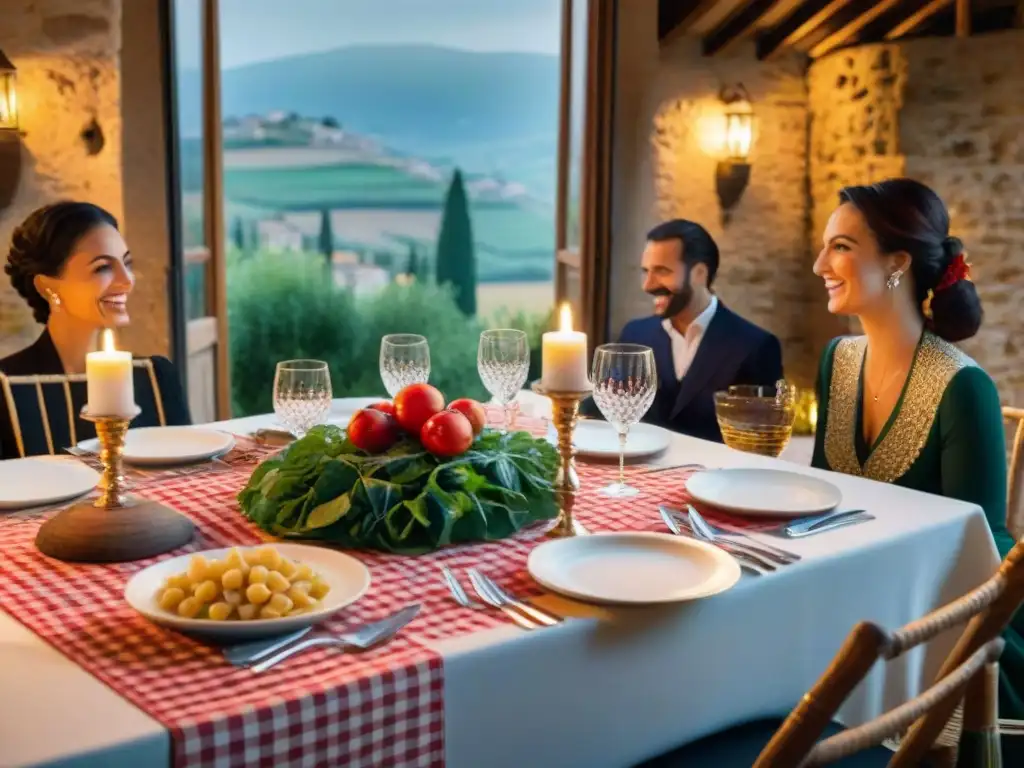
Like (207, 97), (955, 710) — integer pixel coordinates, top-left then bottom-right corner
(867, 359), (910, 403)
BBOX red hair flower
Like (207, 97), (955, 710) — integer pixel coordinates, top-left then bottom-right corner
(936, 252), (971, 292)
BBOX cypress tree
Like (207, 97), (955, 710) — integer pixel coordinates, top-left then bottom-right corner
(318, 209), (334, 266)
(434, 169), (476, 316)
(406, 244), (419, 280)
(231, 217), (246, 251)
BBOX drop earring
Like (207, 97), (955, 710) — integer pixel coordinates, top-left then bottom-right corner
(46, 289), (62, 310)
(886, 270), (903, 291)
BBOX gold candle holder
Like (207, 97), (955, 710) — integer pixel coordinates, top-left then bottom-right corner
(532, 380), (591, 538)
(35, 408), (195, 563)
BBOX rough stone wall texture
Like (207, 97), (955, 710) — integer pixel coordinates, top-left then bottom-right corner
(0, 0), (123, 357)
(613, 34), (816, 385)
(808, 30), (1024, 408)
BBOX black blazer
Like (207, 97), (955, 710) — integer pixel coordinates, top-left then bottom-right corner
(0, 330), (191, 459)
(588, 303), (783, 443)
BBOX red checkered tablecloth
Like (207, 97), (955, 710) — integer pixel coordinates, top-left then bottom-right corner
(0, 417), (772, 768)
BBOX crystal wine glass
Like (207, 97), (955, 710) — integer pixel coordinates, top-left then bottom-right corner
(273, 359), (332, 438)
(591, 343), (658, 497)
(478, 329), (530, 432)
(380, 334), (430, 396)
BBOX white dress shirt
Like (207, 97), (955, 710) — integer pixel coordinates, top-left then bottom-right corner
(661, 295), (718, 381)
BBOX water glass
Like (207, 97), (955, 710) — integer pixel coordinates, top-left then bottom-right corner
(591, 343), (657, 497)
(478, 329), (530, 432)
(714, 381), (797, 457)
(273, 359), (332, 438)
(380, 334), (430, 396)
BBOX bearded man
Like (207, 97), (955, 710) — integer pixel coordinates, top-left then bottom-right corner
(618, 219), (783, 442)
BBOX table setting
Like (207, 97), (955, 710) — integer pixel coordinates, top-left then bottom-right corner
(0, 308), (1004, 768)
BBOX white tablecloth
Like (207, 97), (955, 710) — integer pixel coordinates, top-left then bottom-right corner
(0, 398), (1001, 767)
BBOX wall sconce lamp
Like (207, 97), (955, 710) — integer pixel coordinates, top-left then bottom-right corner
(0, 48), (21, 211)
(716, 84), (753, 225)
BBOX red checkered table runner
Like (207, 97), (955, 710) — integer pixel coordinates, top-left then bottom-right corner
(0, 417), (774, 767)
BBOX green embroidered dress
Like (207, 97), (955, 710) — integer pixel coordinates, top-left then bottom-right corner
(812, 332), (1024, 720)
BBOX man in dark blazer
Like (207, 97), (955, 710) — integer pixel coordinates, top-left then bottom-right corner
(611, 219), (783, 443)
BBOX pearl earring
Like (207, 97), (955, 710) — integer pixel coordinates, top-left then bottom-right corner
(46, 289), (61, 309)
(886, 270), (903, 291)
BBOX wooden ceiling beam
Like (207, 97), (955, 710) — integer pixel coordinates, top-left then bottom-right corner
(756, 0), (848, 59)
(659, 0), (720, 44)
(703, 0), (783, 56)
(956, 0), (971, 37)
(809, 0), (906, 58)
(884, 0), (953, 40)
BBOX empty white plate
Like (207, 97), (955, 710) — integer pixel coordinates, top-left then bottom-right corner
(0, 456), (100, 510)
(553, 420), (671, 459)
(78, 427), (235, 466)
(124, 543), (371, 640)
(686, 468), (842, 517)
(528, 532), (741, 605)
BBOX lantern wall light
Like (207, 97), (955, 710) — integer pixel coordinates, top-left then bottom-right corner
(0, 48), (21, 211)
(715, 83), (753, 225)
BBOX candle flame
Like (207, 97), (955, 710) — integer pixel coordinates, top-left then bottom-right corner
(559, 302), (573, 333)
(101, 328), (116, 353)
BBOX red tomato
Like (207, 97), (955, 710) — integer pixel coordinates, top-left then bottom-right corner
(394, 383), (445, 433)
(447, 398), (486, 436)
(347, 408), (399, 454)
(420, 410), (474, 457)
(367, 401), (396, 418)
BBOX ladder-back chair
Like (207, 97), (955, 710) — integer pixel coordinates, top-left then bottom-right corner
(1004, 406), (1024, 539)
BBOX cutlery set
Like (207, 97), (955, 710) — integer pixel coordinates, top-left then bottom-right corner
(659, 504), (873, 575)
(442, 566), (561, 630)
(220, 603), (420, 672)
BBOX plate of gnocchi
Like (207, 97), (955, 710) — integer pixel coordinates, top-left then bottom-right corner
(124, 544), (371, 640)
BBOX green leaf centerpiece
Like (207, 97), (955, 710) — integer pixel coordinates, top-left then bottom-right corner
(238, 424), (560, 554)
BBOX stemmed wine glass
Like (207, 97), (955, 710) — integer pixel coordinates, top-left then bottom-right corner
(380, 334), (430, 396)
(478, 329), (530, 432)
(273, 359), (332, 438)
(591, 343), (657, 497)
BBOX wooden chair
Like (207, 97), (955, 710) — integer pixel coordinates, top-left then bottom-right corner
(642, 540), (1024, 767)
(1004, 407), (1024, 539)
(756, 538), (1024, 767)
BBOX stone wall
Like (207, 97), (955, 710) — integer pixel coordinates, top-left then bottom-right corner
(808, 30), (1024, 407)
(612, 14), (817, 385)
(0, 0), (123, 357)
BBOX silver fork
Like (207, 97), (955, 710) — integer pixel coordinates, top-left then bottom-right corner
(687, 507), (793, 568)
(467, 569), (561, 627)
(659, 506), (767, 575)
(441, 566), (537, 630)
(249, 603), (420, 673)
(685, 506), (800, 564)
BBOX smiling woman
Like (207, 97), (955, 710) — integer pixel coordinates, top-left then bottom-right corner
(0, 202), (191, 459)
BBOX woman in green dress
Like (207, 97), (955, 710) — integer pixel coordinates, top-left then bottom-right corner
(810, 178), (1023, 726)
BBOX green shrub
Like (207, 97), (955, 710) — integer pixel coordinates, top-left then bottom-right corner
(227, 255), (491, 415)
(228, 252), (364, 416)
(346, 282), (489, 402)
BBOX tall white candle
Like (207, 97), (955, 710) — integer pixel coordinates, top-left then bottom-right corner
(86, 330), (136, 417)
(541, 303), (589, 391)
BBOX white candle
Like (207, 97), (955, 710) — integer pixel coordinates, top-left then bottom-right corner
(542, 303), (590, 391)
(86, 330), (136, 417)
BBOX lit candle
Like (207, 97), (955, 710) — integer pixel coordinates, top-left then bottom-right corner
(86, 330), (136, 417)
(541, 303), (589, 391)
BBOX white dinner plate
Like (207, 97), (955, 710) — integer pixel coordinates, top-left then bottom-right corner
(78, 426), (235, 466)
(0, 456), (100, 510)
(327, 397), (389, 427)
(528, 532), (741, 605)
(124, 543), (371, 640)
(686, 468), (842, 518)
(552, 420), (671, 459)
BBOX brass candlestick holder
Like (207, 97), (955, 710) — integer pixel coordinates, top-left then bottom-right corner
(35, 408), (195, 563)
(532, 380), (591, 538)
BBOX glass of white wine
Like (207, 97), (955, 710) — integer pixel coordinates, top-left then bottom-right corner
(714, 381), (797, 457)
(591, 343), (657, 497)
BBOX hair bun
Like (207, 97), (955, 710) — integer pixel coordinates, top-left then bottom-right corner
(942, 235), (963, 261)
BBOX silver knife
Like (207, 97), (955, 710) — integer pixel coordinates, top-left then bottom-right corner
(784, 513), (874, 538)
(223, 627), (313, 667)
(784, 509), (867, 536)
(250, 604), (421, 673)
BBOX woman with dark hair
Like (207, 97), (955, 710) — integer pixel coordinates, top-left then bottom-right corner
(1, 201), (189, 459)
(810, 178), (1023, 721)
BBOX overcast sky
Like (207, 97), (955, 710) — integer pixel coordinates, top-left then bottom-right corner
(175, 0), (561, 69)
